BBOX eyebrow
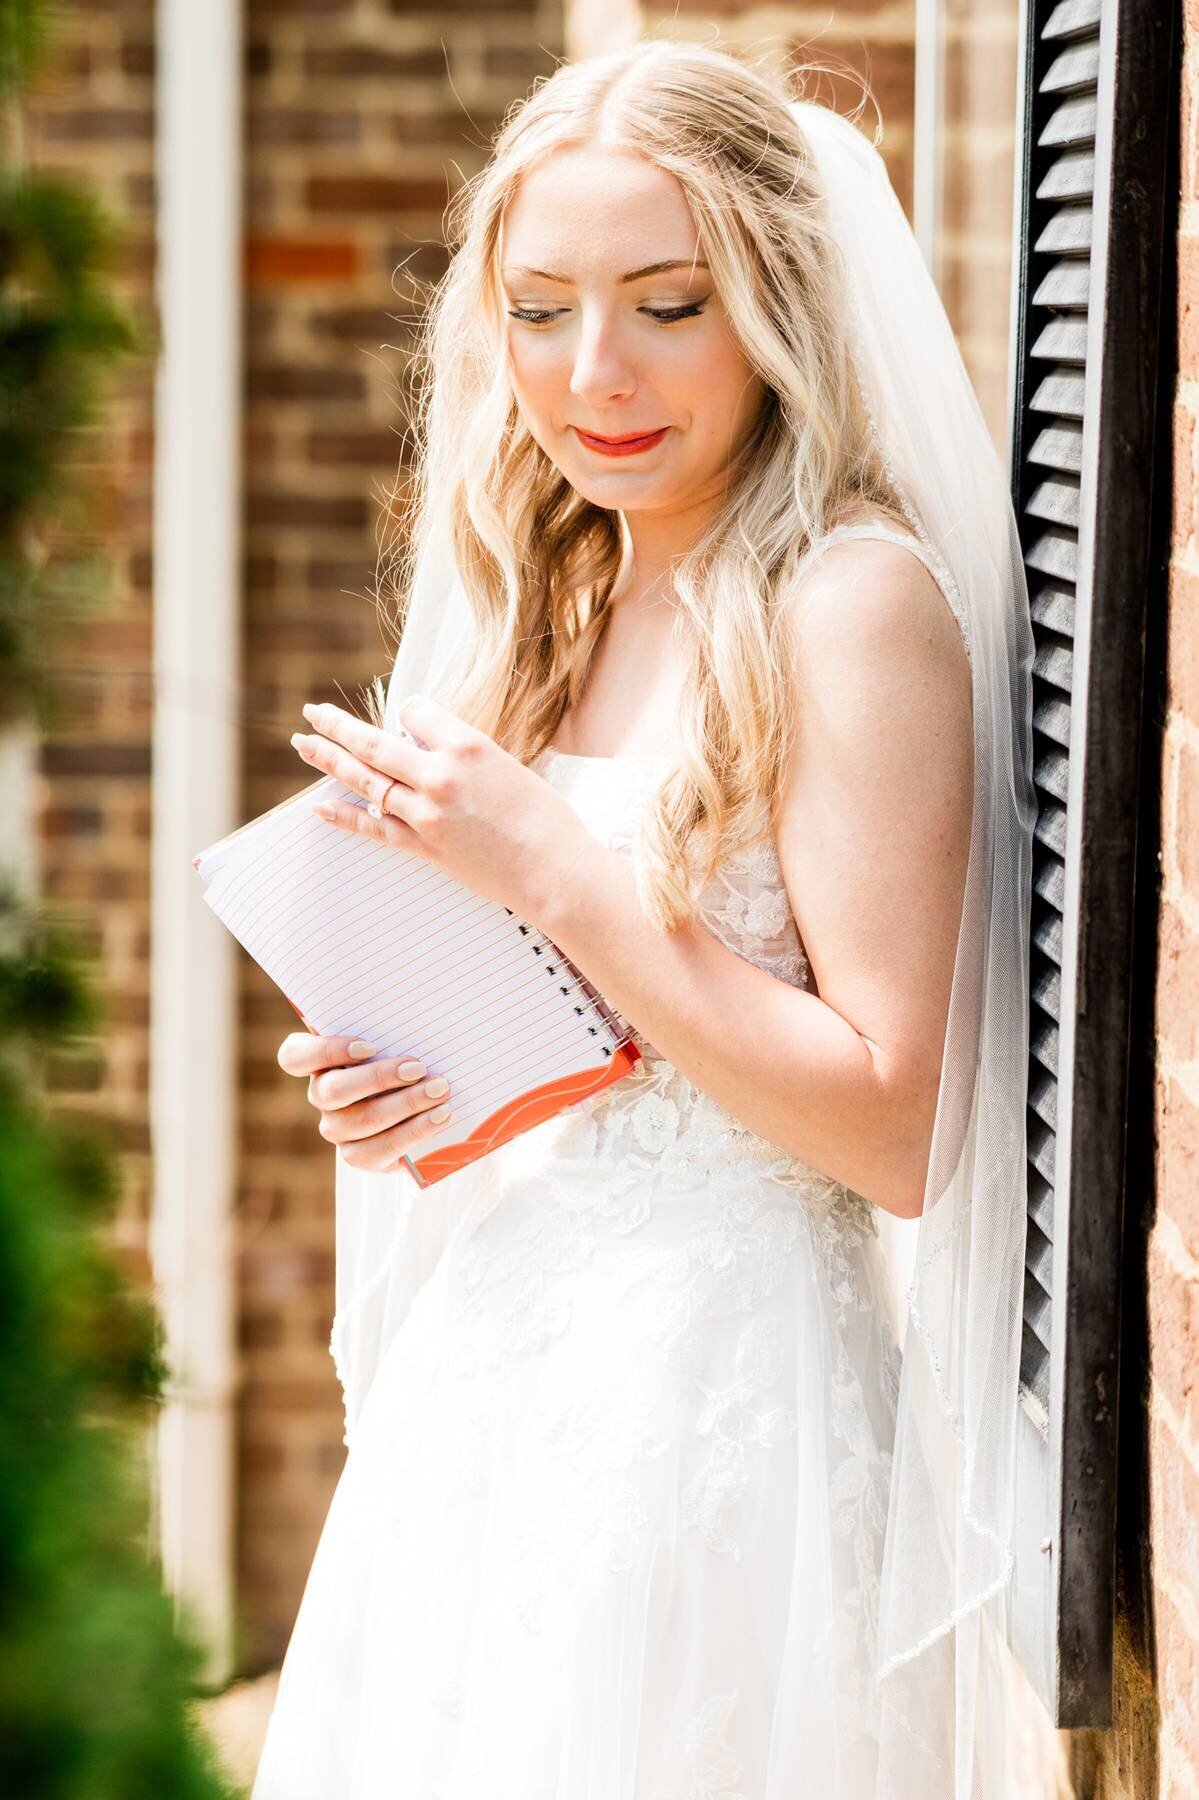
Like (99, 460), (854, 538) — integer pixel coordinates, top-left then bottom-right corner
(501, 258), (710, 285)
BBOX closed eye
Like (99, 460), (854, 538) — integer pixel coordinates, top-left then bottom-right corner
(507, 302), (707, 326)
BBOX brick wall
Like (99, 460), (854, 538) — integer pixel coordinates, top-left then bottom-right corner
(26, 6), (158, 1274)
(1141, 0), (1198, 1788)
(1151, 11), (1199, 1787)
(237, 0), (562, 1670)
(940, 0), (1020, 442)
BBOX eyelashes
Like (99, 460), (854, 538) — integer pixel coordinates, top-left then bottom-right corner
(506, 303), (707, 326)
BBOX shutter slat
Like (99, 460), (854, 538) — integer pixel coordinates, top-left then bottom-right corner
(1035, 855), (1066, 914)
(1035, 691), (1072, 749)
(1043, 0), (1101, 39)
(1035, 203), (1093, 254)
(1031, 369), (1086, 417)
(1028, 1107), (1058, 1185)
(1025, 1263), (1053, 1339)
(1037, 149), (1097, 204)
(1026, 1217), (1054, 1290)
(1042, 42), (1102, 95)
(1035, 799), (1067, 859)
(1029, 422), (1084, 475)
(1030, 582), (1077, 636)
(1031, 1015), (1060, 1082)
(1036, 742), (1070, 805)
(1033, 904), (1064, 969)
(1026, 528), (1078, 583)
(1029, 1061), (1060, 1129)
(1027, 475), (1082, 531)
(1034, 637), (1074, 694)
(1038, 94), (1098, 149)
(1027, 1168), (1056, 1237)
(1032, 955), (1061, 1026)
(1031, 316), (1089, 362)
(1032, 259), (1091, 309)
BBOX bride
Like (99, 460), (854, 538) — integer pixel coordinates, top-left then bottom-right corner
(253, 40), (1036, 1800)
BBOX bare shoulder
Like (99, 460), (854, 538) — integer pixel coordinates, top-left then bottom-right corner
(783, 528), (970, 702)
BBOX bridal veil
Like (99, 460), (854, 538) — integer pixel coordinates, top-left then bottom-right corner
(328, 93), (1038, 1799)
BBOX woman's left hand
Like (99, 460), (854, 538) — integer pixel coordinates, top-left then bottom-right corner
(290, 694), (593, 923)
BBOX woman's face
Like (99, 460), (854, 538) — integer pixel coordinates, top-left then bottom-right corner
(499, 145), (767, 519)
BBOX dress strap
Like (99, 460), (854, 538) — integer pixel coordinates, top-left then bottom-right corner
(796, 520), (974, 671)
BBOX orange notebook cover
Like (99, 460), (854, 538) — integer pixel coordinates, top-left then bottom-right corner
(193, 775), (639, 1187)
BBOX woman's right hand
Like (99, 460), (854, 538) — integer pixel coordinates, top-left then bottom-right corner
(276, 1034), (453, 1171)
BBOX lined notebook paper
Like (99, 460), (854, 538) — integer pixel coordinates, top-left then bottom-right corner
(194, 775), (638, 1186)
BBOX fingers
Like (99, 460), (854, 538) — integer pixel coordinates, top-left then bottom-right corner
(310, 794), (430, 859)
(316, 1075), (452, 1146)
(307, 1052), (429, 1112)
(334, 1092), (456, 1171)
(277, 1032), (377, 1077)
(394, 693), (459, 749)
(297, 703), (427, 784)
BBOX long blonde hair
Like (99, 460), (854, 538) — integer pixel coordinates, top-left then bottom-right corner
(379, 41), (908, 929)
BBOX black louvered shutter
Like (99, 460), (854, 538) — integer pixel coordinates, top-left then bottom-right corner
(1006, 0), (1173, 1727)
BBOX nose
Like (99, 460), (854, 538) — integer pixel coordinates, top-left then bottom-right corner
(568, 310), (637, 409)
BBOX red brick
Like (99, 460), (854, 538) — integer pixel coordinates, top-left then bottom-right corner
(246, 361), (365, 402)
(303, 42), (449, 80)
(1157, 1076), (1199, 1257)
(1148, 1228), (1199, 1439)
(1159, 903), (1199, 1067)
(1155, 1583), (1199, 1767)
(245, 237), (359, 286)
(1180, 232), (1199, 382)
(1150, 1403), (1199, 1601)
(1174, 399), (1197, 551)
(246, 490), (371, 532)
(305, 427), (406, 465)
(248, 108), (361, 147)
(38, 107), (154, 143)
(305, 173), (456, 214)
(1167, 561), (1199, 729)
(1176, 736), (1199, 901)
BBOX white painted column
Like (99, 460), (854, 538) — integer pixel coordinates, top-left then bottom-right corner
(149, 0), (243, 1684)
(913, 0), (947, 281)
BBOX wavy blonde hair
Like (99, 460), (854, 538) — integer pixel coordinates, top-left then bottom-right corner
(378, 40), (909, 930)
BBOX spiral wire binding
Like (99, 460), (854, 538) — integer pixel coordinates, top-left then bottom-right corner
(502, 908), (628, 1058)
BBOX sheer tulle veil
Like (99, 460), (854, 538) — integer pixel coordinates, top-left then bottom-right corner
(328, 97), (1037, 1798)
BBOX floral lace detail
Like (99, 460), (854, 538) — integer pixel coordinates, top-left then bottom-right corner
(669, 1689), (747, 1799)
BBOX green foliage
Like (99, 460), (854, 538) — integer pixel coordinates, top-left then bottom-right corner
(0, 1), (241, 1793)
(0, 169), (150, 725)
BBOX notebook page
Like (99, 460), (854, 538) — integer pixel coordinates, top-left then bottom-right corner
(196, 778), (620, 1158)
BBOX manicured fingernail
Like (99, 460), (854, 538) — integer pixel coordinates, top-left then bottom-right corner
(397, 1060), (425, 1080)
(312, 803), (335, 821)
(302, 704), (316, 722)
(291, 732), (307, 751)
(428, 1104), (452, 1125)
(348, 1040), (375, 1060)
(423, 1077), (450, 1099)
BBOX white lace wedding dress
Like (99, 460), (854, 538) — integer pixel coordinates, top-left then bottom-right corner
(252, 526), (941, 1800)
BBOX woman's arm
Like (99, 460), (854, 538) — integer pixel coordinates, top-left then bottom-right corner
(531, 538), (974, 1218)
(293, 537), (973, 1216)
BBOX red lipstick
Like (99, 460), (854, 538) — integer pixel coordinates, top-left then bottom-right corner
(573, 425), (670, 458)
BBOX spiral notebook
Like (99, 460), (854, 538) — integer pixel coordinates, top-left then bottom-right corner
(193, 775), (639, 1187)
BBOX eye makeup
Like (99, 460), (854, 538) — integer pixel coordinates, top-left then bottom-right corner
(506, 300), (709, 325)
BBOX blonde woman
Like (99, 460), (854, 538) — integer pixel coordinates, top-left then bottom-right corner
(255, 41), (1036, 1800)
